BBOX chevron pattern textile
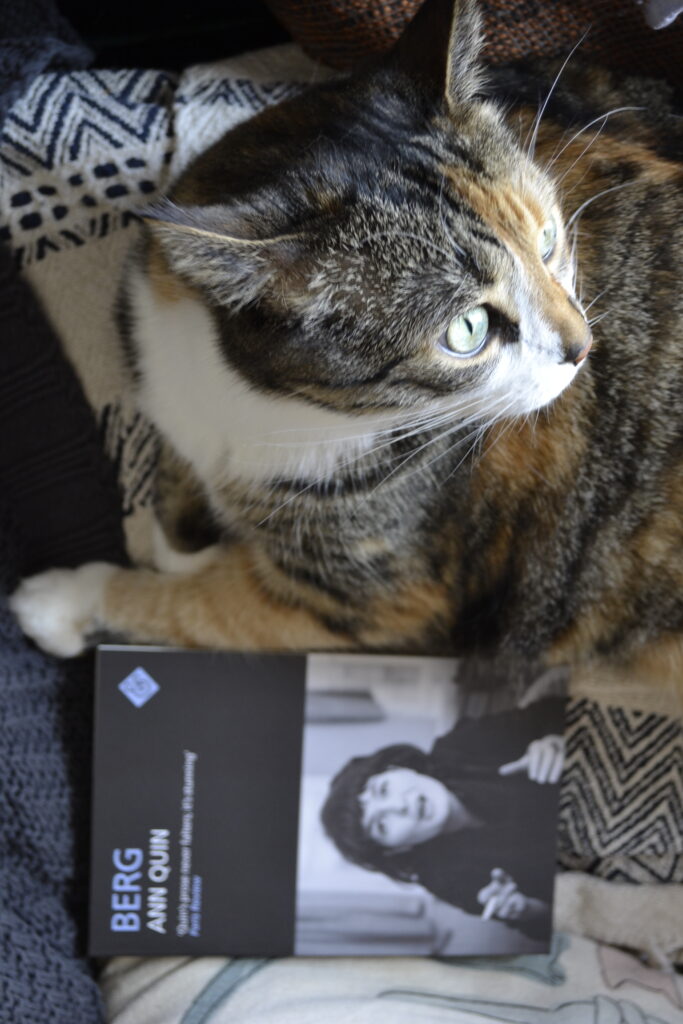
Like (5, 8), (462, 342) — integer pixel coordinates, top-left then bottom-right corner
(0, 68), (176, 269)
(0, 47), (321, 562)
(559, 699), (683, 884)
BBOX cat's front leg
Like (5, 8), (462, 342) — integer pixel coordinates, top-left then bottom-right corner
(10, 546), (355, 655)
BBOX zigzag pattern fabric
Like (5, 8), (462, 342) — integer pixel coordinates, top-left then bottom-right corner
(559, 699), (683, 883)
(0, 70), (175, 267)
(0, 48), (315, 557)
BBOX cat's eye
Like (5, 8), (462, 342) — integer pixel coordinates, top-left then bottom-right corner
(445, 306), (489, 356)
(539, 216), (558, 261)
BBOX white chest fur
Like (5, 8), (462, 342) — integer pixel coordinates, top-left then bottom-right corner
(127, 268), (388, 486)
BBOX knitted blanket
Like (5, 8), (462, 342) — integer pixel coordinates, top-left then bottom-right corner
(1, 39), (682, 1024)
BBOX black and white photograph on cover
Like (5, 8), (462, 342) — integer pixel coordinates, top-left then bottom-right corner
(294, 654), (567, 957)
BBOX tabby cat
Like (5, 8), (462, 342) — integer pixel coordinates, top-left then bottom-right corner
(10, 0), (683, 687)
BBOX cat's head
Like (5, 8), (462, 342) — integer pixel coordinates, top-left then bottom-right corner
(145, 0), (591, 431)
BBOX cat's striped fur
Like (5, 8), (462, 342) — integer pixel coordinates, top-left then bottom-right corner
(11, 0), (683, 689)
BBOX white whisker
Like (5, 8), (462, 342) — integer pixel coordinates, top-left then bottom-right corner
(526, 30), (591, 159)
(252, 394), (499, 526)
(583, 288), (608, 314)
(546, 106), (643, 171)
(566, 181), (637, 231)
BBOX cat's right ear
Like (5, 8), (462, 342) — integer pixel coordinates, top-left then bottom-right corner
(141, 200), (305, 309)
(386, 0), (485, 108)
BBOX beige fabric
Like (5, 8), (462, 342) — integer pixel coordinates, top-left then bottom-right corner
(555, 873), (683, 967)
(100, 932), (683, 1024)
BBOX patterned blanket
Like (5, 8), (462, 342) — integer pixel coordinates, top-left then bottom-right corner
(102, 931), (683, 1022)
(1, 42), (682, 1021)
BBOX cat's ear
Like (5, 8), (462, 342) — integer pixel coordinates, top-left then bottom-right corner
(387, 0), (485, 108)
(142, 200), (305, 309)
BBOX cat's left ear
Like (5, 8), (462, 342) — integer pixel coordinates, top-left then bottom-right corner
(142, 200), (305, 309)
(387, 0), (485, 108)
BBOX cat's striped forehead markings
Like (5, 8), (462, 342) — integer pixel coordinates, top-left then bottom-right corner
(443, 168), (546, 257)
(442, 167), (592, 351)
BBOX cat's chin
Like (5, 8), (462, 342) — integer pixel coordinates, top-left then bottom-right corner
(486, 350), (583, 419)
(524, 362), (581, 413)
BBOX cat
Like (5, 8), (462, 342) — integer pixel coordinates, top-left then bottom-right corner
(10, 0), (683, 689)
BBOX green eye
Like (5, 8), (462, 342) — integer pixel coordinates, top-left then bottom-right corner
(445, 305), (489, 356)
(539, 216), (558, 261)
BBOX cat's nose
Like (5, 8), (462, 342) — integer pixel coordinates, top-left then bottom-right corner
(563, 333), (593, 366)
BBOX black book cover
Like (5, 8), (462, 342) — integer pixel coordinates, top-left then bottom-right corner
(90, 647), (565, 957)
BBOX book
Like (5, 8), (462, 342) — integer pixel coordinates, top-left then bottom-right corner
(89, 646), (566, 957)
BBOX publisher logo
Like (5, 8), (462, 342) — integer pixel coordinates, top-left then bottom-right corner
(118, 667), (160, 708)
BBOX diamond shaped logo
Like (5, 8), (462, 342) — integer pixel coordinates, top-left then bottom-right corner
(118, 666), (160, 708)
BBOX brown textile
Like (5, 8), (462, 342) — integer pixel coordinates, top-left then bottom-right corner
(264, 0), (683, 87)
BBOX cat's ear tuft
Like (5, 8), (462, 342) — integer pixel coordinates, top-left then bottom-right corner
(142, 199), (304, 309)
(388, 0), (485, 108)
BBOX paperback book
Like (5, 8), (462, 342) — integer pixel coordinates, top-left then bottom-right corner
(90, 646), (566, 957)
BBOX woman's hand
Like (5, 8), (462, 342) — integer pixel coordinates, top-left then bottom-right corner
(477, 868), (549, 923)
(477, 868), (526, 921)
(498, 733), (564, 784)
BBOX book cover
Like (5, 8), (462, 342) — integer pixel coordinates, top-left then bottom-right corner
(90, 647), (565, 957)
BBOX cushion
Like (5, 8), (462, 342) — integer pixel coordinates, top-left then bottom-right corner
(264, 0), (683, 87)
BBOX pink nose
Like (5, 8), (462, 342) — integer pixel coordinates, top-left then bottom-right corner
(564, 334), (593, 366)
(573, 336), (593, 365)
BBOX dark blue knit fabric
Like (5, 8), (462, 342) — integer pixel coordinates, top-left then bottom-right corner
(0, 239), (125, 1019)
(0, 510), (104, 1024)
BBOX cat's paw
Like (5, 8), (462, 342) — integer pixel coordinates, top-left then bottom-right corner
(9, 563), (116, 657)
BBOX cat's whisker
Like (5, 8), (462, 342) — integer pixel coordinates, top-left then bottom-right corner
(567, 223), (582, 299)
(245, 395), (480, 455)
(391, 420), (483, 486)
(525, 30), (591, 159)
(566, 181), (638, 231)
(251, 396), (496, 525)
(345, 392), (512, 468)
(440, 401), (521, 484)
(252, 478), (320, 527)
(384, 394), (518, 488)
(546, 106), (644, 172)
(553, 121), (612, 189)
(367, 405), (498, 488)
(588, 310), (610, 327)
(312, 403), (483, 468)
(583, 288), (608, 314)
(248, 410), (449, 448)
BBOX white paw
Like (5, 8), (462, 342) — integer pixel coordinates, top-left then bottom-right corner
(9, 563), (116, 657)
(151, 519), (221, 575)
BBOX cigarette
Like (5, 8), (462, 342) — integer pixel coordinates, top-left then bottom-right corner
(481, 897), (498, 920)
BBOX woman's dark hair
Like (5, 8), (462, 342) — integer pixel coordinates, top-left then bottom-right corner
(320, 742), (434, 883)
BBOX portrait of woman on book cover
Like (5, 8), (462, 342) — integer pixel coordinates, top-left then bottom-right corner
(320, 697), (565, 942)
(295, 656), (566, 956)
